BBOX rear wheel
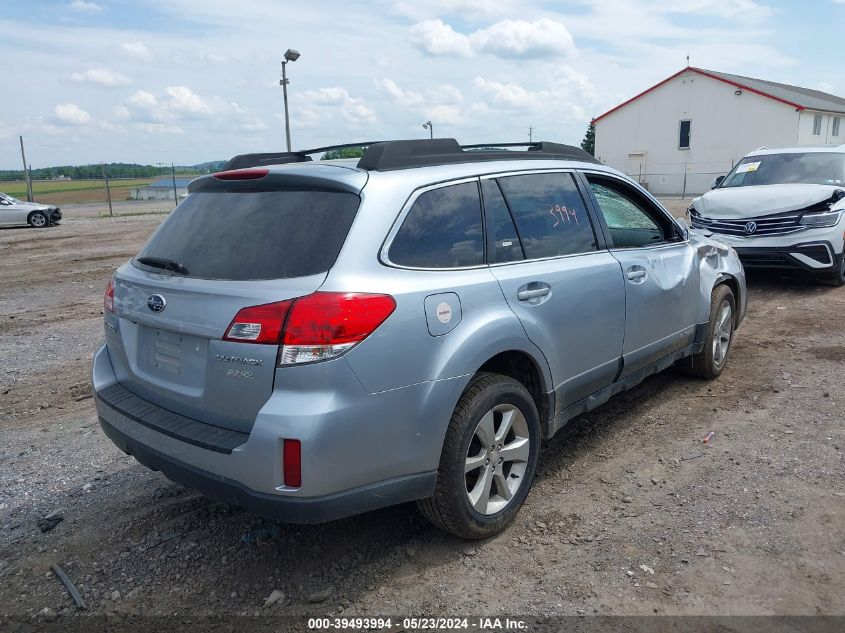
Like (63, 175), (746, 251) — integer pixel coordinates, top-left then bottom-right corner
(28, 211), (48, 228)
(417, 373), (540, 539)
(686, 284), (735, 379)
(821, 252), (845, 287)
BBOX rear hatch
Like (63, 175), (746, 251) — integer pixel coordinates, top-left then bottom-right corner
(105, 168), (366, 434)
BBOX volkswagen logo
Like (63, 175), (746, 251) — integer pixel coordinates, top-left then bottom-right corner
(146, 294), (166, 312)
(745, 221), (758, 235)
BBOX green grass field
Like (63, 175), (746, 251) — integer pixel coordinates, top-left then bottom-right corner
(0, 177), (194, 205)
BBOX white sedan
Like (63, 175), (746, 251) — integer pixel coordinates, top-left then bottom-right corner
(0, 192), (61, 228)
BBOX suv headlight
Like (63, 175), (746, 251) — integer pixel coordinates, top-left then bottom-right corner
(800, 209), (842, 228)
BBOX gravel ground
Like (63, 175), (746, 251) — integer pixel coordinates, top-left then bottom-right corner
(0, 210), (843, 628)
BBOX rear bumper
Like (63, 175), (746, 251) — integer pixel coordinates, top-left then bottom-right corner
(92, 345), (462, 523)
(98, 413), (434, 523)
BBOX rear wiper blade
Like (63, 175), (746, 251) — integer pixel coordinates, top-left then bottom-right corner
(136, 256), (189, 275)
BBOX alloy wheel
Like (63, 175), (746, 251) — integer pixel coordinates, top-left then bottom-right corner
(712, 299), (733, 368)
(465, 404), (530, 516)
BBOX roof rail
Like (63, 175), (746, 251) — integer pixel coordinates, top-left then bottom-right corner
(223, 152), (311, 170)
(223, 142), (385, 170)
(356, 139), (599, 171)
(224, 139), (599, 172)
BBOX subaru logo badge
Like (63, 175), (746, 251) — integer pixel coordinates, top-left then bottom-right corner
(745, 221), (757, 235)
(147, 294), (166, 312)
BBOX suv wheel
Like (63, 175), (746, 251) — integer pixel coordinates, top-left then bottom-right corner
(417, 373), (540, 539)
(821, 252), (845, 287)
(28, 211), (48, 228)
(686, 284), (735, 379)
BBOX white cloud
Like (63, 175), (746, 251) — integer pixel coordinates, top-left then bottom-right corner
(817, 82), (834, 93)
(472, 77), (542, 110)
(392, 0), (516, 20)
(296, 87), (377, 127)
(470, 18), (576, 59)
(410, 20), (473, 57)
(69, 0), (103, 12)
(411, 17), (576, 59)
(70, 68), (132, 87)
(376, 78), (424, 106)
(472, 71), (589, 121)
(376, 80), (466, 125)
(125, 86), (266, 132)
(54, 103), (93, 125)
(666, 0), (773, 18)
(424, 104), (463, 125)
(120, 41), (152, 61)
(136, 122), (185, 135)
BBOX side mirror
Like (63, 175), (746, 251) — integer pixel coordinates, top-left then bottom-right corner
(710, 175), (725, 189)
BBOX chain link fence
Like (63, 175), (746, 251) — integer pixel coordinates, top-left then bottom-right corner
(0, 164), (214, 219)
(600, 161), (736, 198)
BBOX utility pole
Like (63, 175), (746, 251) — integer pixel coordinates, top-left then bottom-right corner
(171, 163), (178, 206)
(528, 126), (534, 143)
(280, 49), (301, 152)
(102, 163), (113, 217)
(19, 136), (33, 202)
(423, 121), (433, 139)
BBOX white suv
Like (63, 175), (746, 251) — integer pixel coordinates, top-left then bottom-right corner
(689, 145), (845, 286)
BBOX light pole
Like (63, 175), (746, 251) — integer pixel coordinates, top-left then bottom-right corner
(422, 120), (433, 139)
(280, 48), (300, 151)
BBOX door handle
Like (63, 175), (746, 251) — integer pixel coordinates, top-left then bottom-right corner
(626, 267), (647, 281)
(517, 283), (551, 301)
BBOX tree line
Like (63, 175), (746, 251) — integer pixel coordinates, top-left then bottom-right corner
(0, 162), (218, 181)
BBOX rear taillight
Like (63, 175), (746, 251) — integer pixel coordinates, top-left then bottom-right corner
(283, 439), (301, 488)
(223, 300), (294, 344)
(279, 292), (396, 365)
(104, 278), (114, 313)
(222, 292), (396, 365)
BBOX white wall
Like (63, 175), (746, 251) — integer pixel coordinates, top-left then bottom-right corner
(594, 70), (801, 195)
(797, 110), (845, 145)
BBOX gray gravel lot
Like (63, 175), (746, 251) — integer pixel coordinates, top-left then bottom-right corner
(0, 208), (843, 627)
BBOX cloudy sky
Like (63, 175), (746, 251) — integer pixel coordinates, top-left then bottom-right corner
(1, 0), (843, 168)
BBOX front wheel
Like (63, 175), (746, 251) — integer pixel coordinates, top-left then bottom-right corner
(821, 252), (845, 287)
(28, 211), (48, 228)
(686, 284), (735, 379)
(417, 373), (540, 539)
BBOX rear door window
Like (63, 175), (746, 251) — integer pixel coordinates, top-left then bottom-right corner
(496, 172), (597, 259)
(388, 181), (484, 268)
(134, 190), (360, 280)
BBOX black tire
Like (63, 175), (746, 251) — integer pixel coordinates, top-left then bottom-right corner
(28, 210), (48, 228)
(820, 252), (845, 287)
(686, 284), (735, 379)
(417, 373), (540, 539)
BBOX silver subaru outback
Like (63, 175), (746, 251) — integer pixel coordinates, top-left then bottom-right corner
(93, 139), (746, 539)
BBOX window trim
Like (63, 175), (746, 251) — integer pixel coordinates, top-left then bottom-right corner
(580, 170), (689, 251)
(480, 177), (527, 264)
(678, 119), (691, 150)
(812, 114), (823, 136)
(481, 169), (603, 264)
(379, 176), (488, 271)
(833, 116), (841, 137)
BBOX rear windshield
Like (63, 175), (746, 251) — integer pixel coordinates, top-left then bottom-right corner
(134, 190), (360, 280)
(721, 152), (845, 187)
